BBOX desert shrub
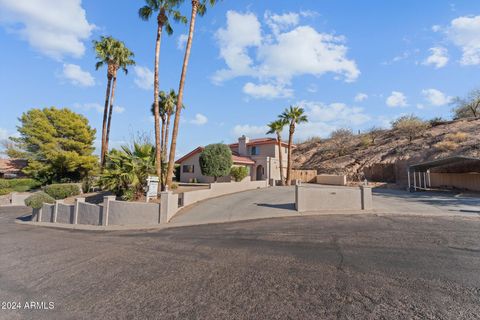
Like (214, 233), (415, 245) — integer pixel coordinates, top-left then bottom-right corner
(360, 135), (373, 148)
(44, 183), (81, 200)
(434, 141), (459, 152)
(429, 117), (447, 126)
(24, 192), (55, 209)
(445, 132), (469, 143)
(452, 89), (480, 119)
(230, 166), (249, 182)
(391, 115), (429, 141)
(330, 128), (354, 156)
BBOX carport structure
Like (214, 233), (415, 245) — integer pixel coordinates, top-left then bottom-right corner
(408, 156), (480, 192)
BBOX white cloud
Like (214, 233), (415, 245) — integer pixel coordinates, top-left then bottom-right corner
(133, 66), (154, 90)
(423, 47), (449, 69)
(73, 102), (125, 114)
(243, 82), (293, 99)
(0, 0), (95, 59)
(421, 89), (452, 106)
(213, 11), (262, 83)
(432, 25), (442, 32)
(386, 91), (408, 107)
(232, 124), (268, 138)
(190, 113), (208, 125)
(264, 11), (299, 35)
(62, 63), (94, 87)
(213, 11), (359, 98)
(354, 93), (368, 102)
(447, 15), (480, 65)
(301, 101), (371, 127)
(307, 84), (317, 93)
(177, 34), (188, 50)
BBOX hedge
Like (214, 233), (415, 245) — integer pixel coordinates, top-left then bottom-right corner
(44, 183), (81, 200)
(24, 192), (55, 209)
(0, 179), (41, 194)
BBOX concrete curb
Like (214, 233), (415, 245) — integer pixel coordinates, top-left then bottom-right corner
(14, 209), (480, 232)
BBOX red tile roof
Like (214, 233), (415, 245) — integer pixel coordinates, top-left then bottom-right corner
(0, 159), (28, 173)
(229, 137), (292, 148)
(175, 148), (255, 165)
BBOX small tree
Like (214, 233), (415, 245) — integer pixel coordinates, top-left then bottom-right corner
(330, 128), (354, 156)
(391, 115), (429, 142)
(230, 166), (249, 182)
(8, 107), (97, 184)
(366, 126), (383, 144)
(199, 144), (233, 182)
(452, 89), (480, 119)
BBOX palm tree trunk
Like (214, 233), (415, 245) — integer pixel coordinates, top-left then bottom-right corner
(286, 123), (294, 186)
(101, 74), (113, 167)
(277, 132), (285, 186)
(153, 18), (164, 182)
(160, 115), (166, 189)
(164, 111), (171, 158)
(105, 74), (118, 155)
(166, 1), (198, 187)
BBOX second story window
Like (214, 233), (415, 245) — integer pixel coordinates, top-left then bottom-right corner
(251, 146), (258, 155)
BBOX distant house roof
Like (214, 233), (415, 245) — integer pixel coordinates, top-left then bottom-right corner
(0, 159), (28, 173)
(229, 137), (292, 148)
(175, 147), (255, 165)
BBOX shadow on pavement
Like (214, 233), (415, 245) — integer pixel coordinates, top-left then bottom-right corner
(255, 203), (296, 211)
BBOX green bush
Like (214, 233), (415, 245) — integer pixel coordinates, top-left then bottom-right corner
(230, 166), (249, 182)
(44, 183), (81, 200)
(199, 144), (233, 182)
(0, 178), (42, 194)
(24, 192), (55, 209)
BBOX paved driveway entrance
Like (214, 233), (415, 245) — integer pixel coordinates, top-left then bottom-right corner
(171, 187), (296, 225)
(170, 186), (480, 226)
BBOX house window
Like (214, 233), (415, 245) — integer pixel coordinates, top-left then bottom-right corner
(182, 165), (194, 173)
(251, 146), (258, 155)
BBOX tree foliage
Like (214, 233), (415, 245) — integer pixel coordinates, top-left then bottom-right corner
(8, 107), (97, 184)
(230, 166), (249, 182)
(391, 115), (429, 142)
(199, 144), (233, 182)
(99, 143), (156, 200)
(330, 128), (354, 156)
(452, 89), (480, 119)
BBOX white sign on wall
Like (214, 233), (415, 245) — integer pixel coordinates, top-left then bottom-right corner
(146, 176), (159, 198)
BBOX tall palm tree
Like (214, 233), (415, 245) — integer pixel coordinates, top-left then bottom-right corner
(93, 36), (120, 166)
(166, 0), (220, 187)
(139, 0), (187, 181)
(151, 89), (179, 189)
(280, 106), (308, 186)
(104, 43), (135, 156)
(267, 119), (288, 186)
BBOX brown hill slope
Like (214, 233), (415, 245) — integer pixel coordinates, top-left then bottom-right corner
(292, 118), (480, 183)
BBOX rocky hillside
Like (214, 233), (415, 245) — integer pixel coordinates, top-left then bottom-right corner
(292, 118), (480, 182)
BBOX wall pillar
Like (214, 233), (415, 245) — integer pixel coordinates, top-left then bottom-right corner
(102, 196), (116, 226)
(73, 198), (85, 225)
(53, 200), (63, 223)
(360, 186), (373, 210)
(159, 191), (179, 223)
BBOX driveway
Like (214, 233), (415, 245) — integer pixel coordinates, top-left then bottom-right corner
(1, 206), (479, 319)
(171, 186), (480, 226)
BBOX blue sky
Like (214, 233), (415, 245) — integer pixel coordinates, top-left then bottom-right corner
(0, 0), (479, 157)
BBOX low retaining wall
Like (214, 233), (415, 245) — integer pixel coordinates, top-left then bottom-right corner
(30, 181), (265, 227)
(181, 180), (269, 208)
(316, 175), (347, 186)
(295, 184), (372, 212)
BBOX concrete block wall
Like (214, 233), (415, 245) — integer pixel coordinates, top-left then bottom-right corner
(316, 175), (347, 186)
(295, 185), (372, 212)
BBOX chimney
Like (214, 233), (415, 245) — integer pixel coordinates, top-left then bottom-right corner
(238, 135), (249, 156)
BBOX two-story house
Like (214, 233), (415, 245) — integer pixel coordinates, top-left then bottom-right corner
(175, 136), (291, 184)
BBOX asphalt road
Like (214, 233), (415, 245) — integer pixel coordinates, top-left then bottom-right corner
(1, 206), (480, 319)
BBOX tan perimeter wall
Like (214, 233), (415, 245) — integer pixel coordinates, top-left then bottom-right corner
(316, 175), (347, 186)
(295, 185), (372, 212)
(430, 173), (480, 191)
(291, 170), (317, 183)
